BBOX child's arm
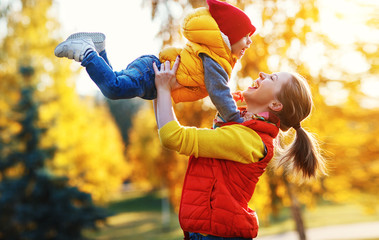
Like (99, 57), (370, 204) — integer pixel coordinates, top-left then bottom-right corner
(200, 53), (243, 123)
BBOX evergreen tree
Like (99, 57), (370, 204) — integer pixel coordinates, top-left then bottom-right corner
(1, 0), (128, 204)
(0, 69), (110, 240)
(106, 98), (143, 145)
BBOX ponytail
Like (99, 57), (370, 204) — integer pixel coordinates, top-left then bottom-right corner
(274, 73), (326, 179)
(276, 126), (326, 179)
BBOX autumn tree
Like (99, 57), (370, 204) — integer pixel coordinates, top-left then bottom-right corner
(127, 101), (214, 202)
(236, 0), (379, 215)
(0, 76), (109, 239)
(106, 98), (143, 145)
(0, 0), (129, 203)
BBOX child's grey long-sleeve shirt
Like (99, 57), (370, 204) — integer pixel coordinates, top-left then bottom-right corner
(200, 53), (243, 123)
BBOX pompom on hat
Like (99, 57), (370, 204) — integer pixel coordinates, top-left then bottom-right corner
(207, 0), (256, 45)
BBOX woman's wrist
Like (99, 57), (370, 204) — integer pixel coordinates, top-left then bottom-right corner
(156, 87), (175, 129)
(156, 85), (171, 94)
(153, 56), (180, 129)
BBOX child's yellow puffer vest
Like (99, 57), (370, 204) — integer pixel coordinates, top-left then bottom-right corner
(159, 7), (238, 103)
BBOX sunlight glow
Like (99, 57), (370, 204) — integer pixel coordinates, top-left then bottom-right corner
(320, 81), (349, 106)
(319, 0), (379, 45)
(52, 0), (378, 101)
(53, 0), (161, 96)
(361, 77), (379, 98)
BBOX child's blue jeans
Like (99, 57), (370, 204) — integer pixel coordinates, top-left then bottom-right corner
(81, 50), (161, 100)
(189, 232), (253, 240)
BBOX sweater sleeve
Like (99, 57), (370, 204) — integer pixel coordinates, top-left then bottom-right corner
(200, 53), (243, 123)
(158, 120), (265, 164)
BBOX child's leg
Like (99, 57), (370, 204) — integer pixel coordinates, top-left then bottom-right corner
(55, 33), (160, 100)
(99, 50), (113, 70)
(81, 53), (161, 100)
(66, 32), (113, 69)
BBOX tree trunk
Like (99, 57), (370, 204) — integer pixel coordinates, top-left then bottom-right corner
(161, 185), (171, 232)
(283, 176), (307, 240)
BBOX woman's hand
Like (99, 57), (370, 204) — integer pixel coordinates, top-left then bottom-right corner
(153, 56), (182, 92)
(153, 56), (181, 129)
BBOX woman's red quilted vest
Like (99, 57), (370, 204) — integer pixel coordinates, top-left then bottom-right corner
(179, 119), (279, 238)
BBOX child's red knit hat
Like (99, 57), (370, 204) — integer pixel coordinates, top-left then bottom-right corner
(207, 0), (256, 45)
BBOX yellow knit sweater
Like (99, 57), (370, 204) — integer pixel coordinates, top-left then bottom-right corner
(158, 120), (265, 164)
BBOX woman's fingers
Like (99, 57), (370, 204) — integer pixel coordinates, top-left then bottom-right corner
(160, 61), (165, 71)
(165, 60), (170, 71)
(153, 62), (159, 74)
(154, 57), (180, 75)
(154, 57), (181, 90)
(172, 56), (180, 73)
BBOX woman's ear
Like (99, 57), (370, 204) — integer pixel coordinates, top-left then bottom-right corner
(269, 101), (283, 112)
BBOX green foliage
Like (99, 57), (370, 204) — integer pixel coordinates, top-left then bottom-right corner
(0, 0), (129, 203)
(0, 0), (131, 237)
(0, 85), (110, 240)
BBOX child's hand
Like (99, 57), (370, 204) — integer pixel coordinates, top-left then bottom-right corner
(153, 56), (182, 91)
(232, 91), (245, 102)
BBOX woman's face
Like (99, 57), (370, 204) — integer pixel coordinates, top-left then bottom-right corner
(242, 72), (291, 112)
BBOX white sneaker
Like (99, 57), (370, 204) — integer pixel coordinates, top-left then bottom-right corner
(54, 37), (96, 62)
(66, 32), (106, 53)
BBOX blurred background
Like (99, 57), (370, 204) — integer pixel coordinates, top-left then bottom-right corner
(0, 0), (378, 239)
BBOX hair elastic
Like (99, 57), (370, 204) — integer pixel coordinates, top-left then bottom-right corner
(293, 122), (301, 130)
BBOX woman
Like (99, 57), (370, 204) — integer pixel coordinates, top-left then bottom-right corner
(153, 57), (325, 240)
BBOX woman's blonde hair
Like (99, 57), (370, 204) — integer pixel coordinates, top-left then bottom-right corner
(274, 72), (326, 179)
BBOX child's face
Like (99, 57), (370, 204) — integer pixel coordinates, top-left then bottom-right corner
(231, 34), (252, 59)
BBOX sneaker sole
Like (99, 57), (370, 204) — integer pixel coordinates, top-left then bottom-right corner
(54, 38), (94, 62)
(67, 32), (105, 43)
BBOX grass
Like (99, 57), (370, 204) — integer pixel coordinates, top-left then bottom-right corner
(84, 190), (183, 240)
(258, 202), (379, 237)
(84, 190), (379, 240)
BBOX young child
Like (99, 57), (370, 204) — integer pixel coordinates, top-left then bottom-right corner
(54, 0), (255, 123)
(153, 57), (326, 240)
